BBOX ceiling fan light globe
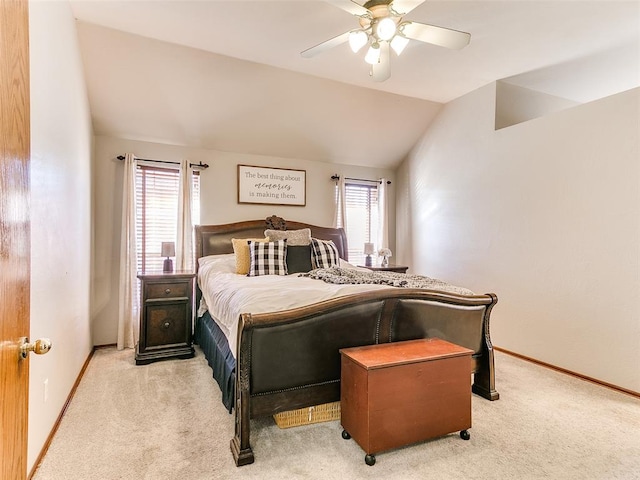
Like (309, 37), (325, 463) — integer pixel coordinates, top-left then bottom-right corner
(348, 30), (368, 53)
(375, 17), (396, 41)
(390, 34), (409, 55)
(364, 43), (381, 65)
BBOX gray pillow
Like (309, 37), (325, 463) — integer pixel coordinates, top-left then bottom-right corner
(264, 228), (311, 246)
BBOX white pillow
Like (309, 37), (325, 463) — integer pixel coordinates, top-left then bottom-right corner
(197, 254), (237, 274)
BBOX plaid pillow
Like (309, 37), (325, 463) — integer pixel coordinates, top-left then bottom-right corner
(311, 238), (340, 269)
(248, 240), (288, 276)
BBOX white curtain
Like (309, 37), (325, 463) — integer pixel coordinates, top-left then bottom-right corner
(176, 159), (194, 272)
(333, 175), (347, 229)
(377, 178), (389, 251)
(117, 153), (139, 350)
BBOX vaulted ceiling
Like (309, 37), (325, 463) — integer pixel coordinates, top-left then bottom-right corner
(70, 0), (640, 169)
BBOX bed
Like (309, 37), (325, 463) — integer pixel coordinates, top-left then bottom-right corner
(194, 216), (499, 466)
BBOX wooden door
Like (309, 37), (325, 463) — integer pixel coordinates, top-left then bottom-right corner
(0, 1), (31, 478)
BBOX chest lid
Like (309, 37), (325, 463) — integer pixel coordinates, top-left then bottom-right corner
(340, 338), (473, 370)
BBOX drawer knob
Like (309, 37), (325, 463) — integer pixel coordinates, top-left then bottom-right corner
(163, 321), (171, 329)
(164, 288), (171, 295)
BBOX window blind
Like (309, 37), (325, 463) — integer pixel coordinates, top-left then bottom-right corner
(135, 165), (200, 273)
(337, 182), (378, 265)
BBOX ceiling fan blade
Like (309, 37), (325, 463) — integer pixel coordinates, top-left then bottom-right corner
(326, 0), (370, 17)
(372, 42), (391, 82)
(301, 31), (351, 58)
(402, 22), (471, 49)
(390, 0), (426, 15)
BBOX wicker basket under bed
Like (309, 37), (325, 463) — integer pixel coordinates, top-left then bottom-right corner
(273, 401), (341, 429)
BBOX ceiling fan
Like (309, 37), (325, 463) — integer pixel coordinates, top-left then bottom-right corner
(301, 0), (470, 82)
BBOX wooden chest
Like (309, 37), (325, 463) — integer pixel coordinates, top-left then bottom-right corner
(340, 338), (473, 464)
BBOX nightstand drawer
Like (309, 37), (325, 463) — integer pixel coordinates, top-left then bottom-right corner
(145, 302), (190, 347)
(145, 281), (189, 299)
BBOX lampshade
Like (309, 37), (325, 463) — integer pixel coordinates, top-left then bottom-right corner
(375, 17), (396, 41)
(390, 34), (409, 55)
(364, 242), (375, 255)
(364, 43), (381, 65)
(161, 242), (176, 258)
(348, 30), (368, 53)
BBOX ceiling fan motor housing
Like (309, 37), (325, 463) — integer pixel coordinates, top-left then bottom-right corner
(359, 0), (401, 40)
(363, 0), (395, 12)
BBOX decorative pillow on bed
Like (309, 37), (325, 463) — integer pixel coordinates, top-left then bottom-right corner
(311, 238), (340, 269)
(198, 253), (237, 273)
(286, 245), (313, 274)
(248, 239), (288, 276)
(264, 228), (311, 246)
(231, 237), (268, 275)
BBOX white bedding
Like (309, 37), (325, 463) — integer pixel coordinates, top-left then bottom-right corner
(197, 254), (393, 357)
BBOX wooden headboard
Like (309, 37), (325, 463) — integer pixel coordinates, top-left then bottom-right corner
(194, 216), (349, 268)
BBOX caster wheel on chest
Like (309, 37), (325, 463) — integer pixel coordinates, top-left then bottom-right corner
(365, 454), (376, 466)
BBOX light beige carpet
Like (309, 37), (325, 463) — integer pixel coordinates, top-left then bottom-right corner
(33, 347), (640, 480)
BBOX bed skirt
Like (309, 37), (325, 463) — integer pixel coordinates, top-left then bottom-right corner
(194, 311), (235, 412)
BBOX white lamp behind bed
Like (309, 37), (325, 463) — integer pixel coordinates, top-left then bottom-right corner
(364, 242), (375, 267)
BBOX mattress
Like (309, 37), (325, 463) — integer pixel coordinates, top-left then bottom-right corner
(196, 254), (392, 358)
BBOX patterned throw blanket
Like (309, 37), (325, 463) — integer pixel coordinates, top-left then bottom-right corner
(301, 267), (475, 296)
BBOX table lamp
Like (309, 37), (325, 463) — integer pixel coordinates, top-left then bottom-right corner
(364, 242), (375, 267)
(161, 242), (175, 273)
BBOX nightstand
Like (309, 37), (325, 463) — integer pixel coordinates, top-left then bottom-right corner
(359, 264), (409, 274)
(136, 271), (195, 365)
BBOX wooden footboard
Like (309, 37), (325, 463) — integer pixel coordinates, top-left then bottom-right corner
(230, 289), (498, 466)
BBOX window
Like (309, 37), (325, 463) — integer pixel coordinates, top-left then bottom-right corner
(337, 182), (378, 265)
(135, 164), (200, 273)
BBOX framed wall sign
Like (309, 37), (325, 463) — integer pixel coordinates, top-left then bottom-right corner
(237, 165), (306, 206)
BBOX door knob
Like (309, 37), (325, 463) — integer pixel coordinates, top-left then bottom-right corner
(19, 337), (52, 359)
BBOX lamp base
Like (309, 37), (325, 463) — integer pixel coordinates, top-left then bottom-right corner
(365, 255), (372, 267)
(163, 258), (173, 273)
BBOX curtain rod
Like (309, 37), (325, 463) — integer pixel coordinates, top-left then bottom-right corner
(116, 155), (209, 170)
(331, 174), (391, 185)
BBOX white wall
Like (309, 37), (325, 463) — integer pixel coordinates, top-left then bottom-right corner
(397, 83), (640, 393)
(91, 136), (396, 345)
(28, 1), (93, 472)
(495, 81), (579, 129)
